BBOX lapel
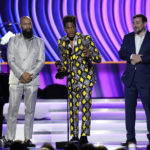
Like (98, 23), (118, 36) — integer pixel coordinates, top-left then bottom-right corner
(131, 33), (136, 54)
(63, 36), (70, 50)
(19, 34), (27, 50)
(76, 33), (82, 46)
(139, 31), (149, 54)
(28, 36), (35, 54)
(18, 34), (28, 59)
(63, 32), (81, 49)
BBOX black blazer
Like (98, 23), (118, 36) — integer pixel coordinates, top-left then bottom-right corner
(119, 31), (150, 87)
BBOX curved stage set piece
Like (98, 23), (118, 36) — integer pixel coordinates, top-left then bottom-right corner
(1, 0), (150, 62)
(0, 0), (150, 150)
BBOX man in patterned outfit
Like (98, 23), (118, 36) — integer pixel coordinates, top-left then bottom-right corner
(57, 15), (101, 145)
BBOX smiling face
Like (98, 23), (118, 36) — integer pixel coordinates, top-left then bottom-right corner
(64, 22), (76, 39)
(133, 17), (147, 35)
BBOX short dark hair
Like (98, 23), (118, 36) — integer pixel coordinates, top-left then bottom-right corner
(80, 144), (95, 150)
(133, 14), (147, 23)
(65, 142), (80, 150)
(63, 15), (76, 27)
(10, 140), (29, 150)
(41, 142), (54, 150)
(95, 145), (108, 150)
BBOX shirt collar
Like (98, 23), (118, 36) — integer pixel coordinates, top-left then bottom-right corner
(135, 30), (147, 38)
(65, 33), (78, 41)
(21, 33), (34, 41)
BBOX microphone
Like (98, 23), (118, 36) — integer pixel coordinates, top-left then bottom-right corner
(4, 20), (18, 26)
(55, 60), (62, 67)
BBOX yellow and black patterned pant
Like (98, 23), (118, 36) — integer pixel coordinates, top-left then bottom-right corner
(69, 87), (92, 137)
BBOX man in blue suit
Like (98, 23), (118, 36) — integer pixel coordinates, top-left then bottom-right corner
(119, 14), (150, 146)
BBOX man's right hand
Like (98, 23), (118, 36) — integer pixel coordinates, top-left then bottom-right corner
(131, 54), (143, 65)
(21, 72), (33, 83)
(20, 78), (26, 83)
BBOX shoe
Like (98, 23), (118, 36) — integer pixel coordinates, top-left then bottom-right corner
(2, 136), (13, 148)
(121, 140), (136, 146)
(79, 136), (88, 146)
(0, 139), (2, 147)
(147, 142), (150, 149)
(3, 140), (13, 148)
(128, 142), (136, 149)
(24, 139), (35, 147)
(70, 137), (79, 142)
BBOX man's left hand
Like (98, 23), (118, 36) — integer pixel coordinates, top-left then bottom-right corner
(21, 72), (33, 83)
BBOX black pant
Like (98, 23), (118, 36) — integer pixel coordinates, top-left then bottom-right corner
(125, 75), (150, 141)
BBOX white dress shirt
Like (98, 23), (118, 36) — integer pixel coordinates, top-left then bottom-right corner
(135, 30), (146, 54)
(130, 30), (147, 60)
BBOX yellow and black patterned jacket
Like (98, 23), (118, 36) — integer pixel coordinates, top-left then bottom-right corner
(58, 32), (101, 91)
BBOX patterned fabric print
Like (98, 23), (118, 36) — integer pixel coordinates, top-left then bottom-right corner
(58, 32), (101, 137)
(69, 87), (92, 137)
(69, 91), (79, 137)
(58, 32), (101, 85)
(81, 87), (92, 136)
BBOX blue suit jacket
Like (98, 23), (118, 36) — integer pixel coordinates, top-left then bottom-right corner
(119, 31), (150, 87)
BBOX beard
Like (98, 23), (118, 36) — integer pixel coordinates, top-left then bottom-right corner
(134, 27), (145, 35)
(22, 28), (33, 39)
(68, 36), (75, 41)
